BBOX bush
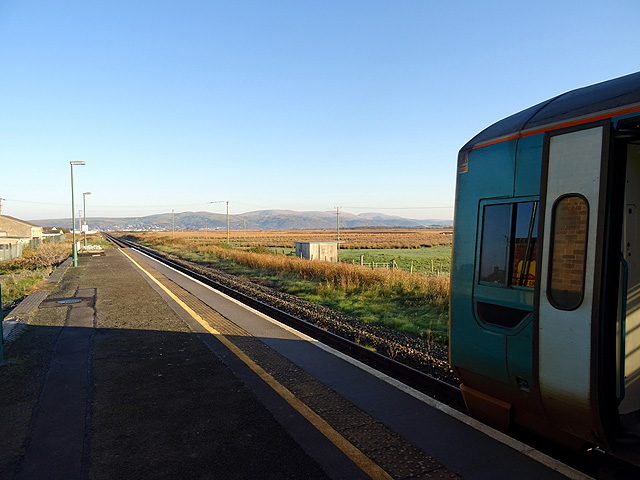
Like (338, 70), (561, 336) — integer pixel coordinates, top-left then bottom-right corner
(1, 242), (69, 274)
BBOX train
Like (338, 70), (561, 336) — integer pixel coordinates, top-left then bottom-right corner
(449, 71), (640, 465)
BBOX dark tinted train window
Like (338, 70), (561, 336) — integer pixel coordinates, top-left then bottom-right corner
(479, 201), (538, 288)
(548, 195), (588, 309)
(479, 204), (511, 284)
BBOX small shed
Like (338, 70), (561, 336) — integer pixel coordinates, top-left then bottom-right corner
(295, 241), (339, 263)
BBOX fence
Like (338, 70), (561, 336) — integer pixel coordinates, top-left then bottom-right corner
(0, 243), (23, 262)
(0, 239), (42, 262)
(353, 255), (449, 276)
(360, 262), (391, 270)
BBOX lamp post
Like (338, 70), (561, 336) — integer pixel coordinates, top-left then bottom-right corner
(70, 161), (86, 267)
(83, 192), (92, 247)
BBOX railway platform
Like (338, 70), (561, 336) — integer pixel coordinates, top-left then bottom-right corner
(0, 247), (589, 479)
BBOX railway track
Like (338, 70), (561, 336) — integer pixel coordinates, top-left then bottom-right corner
(102, 232), (464, 408)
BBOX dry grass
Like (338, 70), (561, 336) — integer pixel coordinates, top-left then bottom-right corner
(126, 232), (451, 309)
(1, 242), (71, 274)
(134, 228), (452, 249)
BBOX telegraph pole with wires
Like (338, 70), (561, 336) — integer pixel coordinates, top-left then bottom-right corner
(208, 201), (230, 244)
(335, 206), (341, 249)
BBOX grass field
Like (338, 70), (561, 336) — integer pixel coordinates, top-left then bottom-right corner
(148, 227), (452, 250)
(124, 230), (453, 342)
(335, 245), (451, 275)
(266, 245), (451, 276)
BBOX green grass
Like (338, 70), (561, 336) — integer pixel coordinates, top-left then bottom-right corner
(335, 245), (451, 275)
(288, 280), (448, 340)
(1, 274), (45, 306)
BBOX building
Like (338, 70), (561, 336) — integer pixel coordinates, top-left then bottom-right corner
(42, 226), (65, 238)
(0, 215), (44, 261)
(42, 226), (67, 242)
(0, 215), (43, 244)
(294, 241), (339, 262)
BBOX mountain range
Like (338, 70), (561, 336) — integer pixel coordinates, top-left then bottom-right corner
(32, 210), (452, 231)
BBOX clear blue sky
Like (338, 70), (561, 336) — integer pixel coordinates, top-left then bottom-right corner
(1, 1), (638, 222)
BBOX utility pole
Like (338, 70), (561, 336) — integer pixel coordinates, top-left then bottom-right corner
(207, 200), (229, 243)
(335, 206), (341, 249)
(0, 198), (4, 216)
(172, 209), (175, 240)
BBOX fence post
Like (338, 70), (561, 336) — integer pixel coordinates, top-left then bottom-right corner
(410, 260), (414, 274)
(360, 254), (364, 266)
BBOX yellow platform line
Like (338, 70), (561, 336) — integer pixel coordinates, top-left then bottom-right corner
(120, 249), (394, 480)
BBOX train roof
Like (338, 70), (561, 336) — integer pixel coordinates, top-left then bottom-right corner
(461, 71), (640, 152)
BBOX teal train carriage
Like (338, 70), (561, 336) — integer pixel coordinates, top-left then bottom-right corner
(450, 71), (640, 464)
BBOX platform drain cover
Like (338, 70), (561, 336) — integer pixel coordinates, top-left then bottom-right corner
(57, 299), (82, 304)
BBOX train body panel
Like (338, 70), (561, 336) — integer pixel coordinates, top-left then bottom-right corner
(450, 71), (640, 464)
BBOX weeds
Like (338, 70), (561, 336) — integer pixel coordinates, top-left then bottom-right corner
(1, 275), (44, 305)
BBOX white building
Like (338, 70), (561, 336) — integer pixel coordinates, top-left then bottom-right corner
(294, 241), (339, 263)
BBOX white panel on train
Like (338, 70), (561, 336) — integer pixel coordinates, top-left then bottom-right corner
(538, 126), (603, 433)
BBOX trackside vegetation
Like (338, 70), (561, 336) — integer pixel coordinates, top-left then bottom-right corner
(123, 232), (452, 342)
(0, 235), (111, 308)
(0, 242), (70, 306)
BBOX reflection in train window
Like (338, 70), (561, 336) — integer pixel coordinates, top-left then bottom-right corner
(479, 204), (510, 284)
(512, 202), (538, 287)
(548, 195), (588, 309)
(479, 201), (539, 288)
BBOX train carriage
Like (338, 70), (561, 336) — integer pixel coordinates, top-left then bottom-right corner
(450, 71), (640, 464)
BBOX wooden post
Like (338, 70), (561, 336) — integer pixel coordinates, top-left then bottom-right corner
(410, 260), (414, 274)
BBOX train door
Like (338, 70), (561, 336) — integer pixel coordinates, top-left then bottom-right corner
(619, 123), (640, 435)
(537, 124), (609, 444)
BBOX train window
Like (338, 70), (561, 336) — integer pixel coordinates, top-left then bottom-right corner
(548, 195), (588, 309)
(479, 204), (511, 284)
(479, 201), (538, 288)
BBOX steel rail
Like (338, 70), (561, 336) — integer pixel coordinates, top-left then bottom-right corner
(102, 232), (463, 406)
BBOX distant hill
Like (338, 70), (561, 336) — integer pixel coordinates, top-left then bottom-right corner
(31, 210), (452, 231)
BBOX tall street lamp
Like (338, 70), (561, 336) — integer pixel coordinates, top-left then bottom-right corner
(83, 192), (92, 247)
(70, 161), (86, 266)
